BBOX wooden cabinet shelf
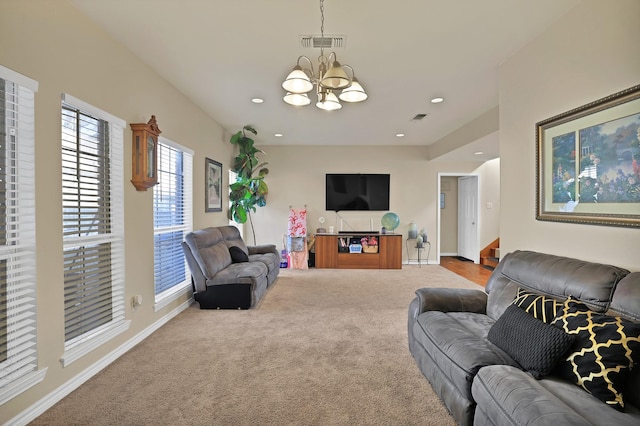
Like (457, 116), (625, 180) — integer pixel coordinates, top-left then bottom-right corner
(315, 233), (402, 269)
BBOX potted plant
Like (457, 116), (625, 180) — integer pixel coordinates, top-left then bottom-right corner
(228, 125), (269, 244)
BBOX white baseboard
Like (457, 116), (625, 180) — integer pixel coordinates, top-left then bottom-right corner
(8, 298), (194, 426)
(441, 252), (457, 256)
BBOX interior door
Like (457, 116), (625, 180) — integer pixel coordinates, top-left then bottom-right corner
(458, 176), (479, 263)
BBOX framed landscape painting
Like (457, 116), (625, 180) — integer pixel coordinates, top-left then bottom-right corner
(205, 158), (222, 212)
(536, 84), (640, 228)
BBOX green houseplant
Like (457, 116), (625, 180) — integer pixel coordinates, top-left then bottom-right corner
(229, 125), (269, 244)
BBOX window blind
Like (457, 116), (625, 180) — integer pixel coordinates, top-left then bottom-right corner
(0, 65), (43, 404)
(61, 94), (126, 358)
(153, 140), (193, 298)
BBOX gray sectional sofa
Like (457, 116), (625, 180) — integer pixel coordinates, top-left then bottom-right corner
(182, 226), (280, 309)
(408, 250), (640, 425)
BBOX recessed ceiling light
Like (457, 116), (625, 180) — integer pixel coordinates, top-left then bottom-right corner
(396, 133), (405, 137)
(274, 133), (283, 137)
(474, 151), (484, 155)
(430, 97), (444, 104)
(251, 98), (264, 104)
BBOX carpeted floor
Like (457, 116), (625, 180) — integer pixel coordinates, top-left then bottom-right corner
(31, 265), (482, 426)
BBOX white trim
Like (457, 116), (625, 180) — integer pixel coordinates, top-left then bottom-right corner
(0, 65), (38, 91)
(158, 136), (194, 155)
(436, 172), (480, 266)
(0, 368), (47, 406)
(60, 320), (131, 367)
(154, 283), (193, 312)
(61, 93), (125, 128)
(8, 299), (193, 426)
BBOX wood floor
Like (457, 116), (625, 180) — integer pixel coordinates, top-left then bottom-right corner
(439, 256), (493, 287)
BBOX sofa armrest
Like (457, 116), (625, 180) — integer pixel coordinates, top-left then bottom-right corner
(182, 241), (207, 293)
(409, 288), (487, 322)
(248, 244), (278, 255)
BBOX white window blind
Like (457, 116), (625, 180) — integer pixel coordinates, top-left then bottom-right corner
(0, 65), (44, 404)
(153, 139), (192, 305)
(60, 94), (128, 366)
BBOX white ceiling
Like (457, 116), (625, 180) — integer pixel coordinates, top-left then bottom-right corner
(70, 0), (580, 161)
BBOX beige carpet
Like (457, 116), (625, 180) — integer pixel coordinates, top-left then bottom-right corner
(32, 265), (482, 426)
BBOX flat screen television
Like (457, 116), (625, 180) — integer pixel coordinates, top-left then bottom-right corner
(325, 173), (390, 211)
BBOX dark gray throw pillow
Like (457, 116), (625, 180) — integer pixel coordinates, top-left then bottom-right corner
(229, 246), (249, 263)
(488, 304), (575, 379)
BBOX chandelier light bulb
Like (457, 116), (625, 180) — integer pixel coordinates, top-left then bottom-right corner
(283, 92), (311, 106)
(282, 66), (313, 93)
(339, 78), (368, 103)
(316, 91), (342, 111)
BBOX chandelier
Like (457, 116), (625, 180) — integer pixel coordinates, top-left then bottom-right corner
(281, 0), (368, 111)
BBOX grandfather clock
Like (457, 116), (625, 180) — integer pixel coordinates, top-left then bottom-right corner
(130, 115), (161, 191)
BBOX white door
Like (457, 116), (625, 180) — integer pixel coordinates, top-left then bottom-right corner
(458, 176), (479, 263)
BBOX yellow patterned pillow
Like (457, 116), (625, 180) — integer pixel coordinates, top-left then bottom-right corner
(551, 297), (640, 411)
(512, 288), (563, 323)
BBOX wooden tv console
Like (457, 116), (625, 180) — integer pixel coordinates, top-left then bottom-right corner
(314, 233), (402, 269)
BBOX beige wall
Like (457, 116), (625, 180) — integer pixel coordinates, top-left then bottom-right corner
(1, 0), (233, 420)
(499, 0), (640, 271)
(434, 159), (501, 258)
(246, 145), (499, 265)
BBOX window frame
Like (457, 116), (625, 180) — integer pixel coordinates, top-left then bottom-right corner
(0, 65), (46, 404)
(59, 93), (129, 367)
(153, 137), (193, 311)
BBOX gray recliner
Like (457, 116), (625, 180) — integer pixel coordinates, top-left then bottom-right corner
(182, 226), (280, 309)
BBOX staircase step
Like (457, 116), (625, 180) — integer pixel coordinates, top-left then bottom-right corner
(481, 256), (499, 268)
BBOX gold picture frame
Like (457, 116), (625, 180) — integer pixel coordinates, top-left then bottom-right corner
(536, 84), (640, 228)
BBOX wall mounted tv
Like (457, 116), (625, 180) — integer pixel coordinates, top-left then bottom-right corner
(325, 173), (390, 211)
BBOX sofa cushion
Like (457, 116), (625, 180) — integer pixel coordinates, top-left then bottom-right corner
(229, 245), (249, 263)
(413, 311), (519, 401)
(209, 261), (268, 285)
(485, 251), (629, 320)
(219, 225), (249, 253)
(184, 227), (232, 279)
(513, 287), (564, 323)
(472, 365), (640, 426)
(552, 297), (640, 411)
(249, 252), (279, 274)
(488, 304), (575, 379)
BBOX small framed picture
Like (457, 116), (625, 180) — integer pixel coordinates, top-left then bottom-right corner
(440, 193), (445, 209)
(205, 158), (222, 212)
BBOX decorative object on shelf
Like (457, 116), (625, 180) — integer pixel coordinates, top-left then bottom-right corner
(419, 228), (428, 243)
(360, 236), (379, 253)
(229, 125), (269, 244)
(281, 0), (367, 111)
(381, 212), (400, 231)
(408, 221), (418, 239)
(205, 158), (222, 212)
(536, 84), (640, 228)
(349, 243), (362, 253)
(130, 115), (161, 191)
(416, 235), (424, 248)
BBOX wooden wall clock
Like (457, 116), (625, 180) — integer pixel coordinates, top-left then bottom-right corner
(130, 115), (161, 191)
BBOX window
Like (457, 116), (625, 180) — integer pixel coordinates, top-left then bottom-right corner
(60, 94), (128, 367)
(153, 139), (193, 310)
(0, 65), (44, 404)
(228, 170), (243, 239)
